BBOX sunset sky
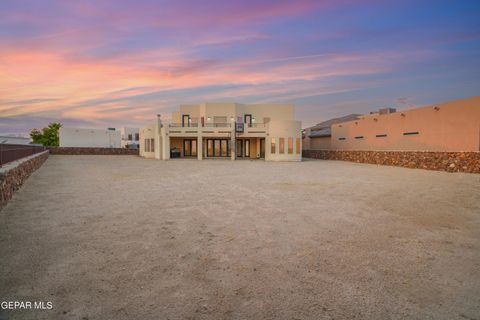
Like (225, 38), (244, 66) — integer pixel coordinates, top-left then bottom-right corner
(1, 0), (479, 135)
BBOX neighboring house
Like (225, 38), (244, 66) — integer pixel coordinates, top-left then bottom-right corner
(119, 127), (140, 148)
(139, 103), (302, 161)
(0, 136), (31, 145)
(303, 96), (480, 152)
(59, 127), (121, 148)
(303, 114), (361, 150)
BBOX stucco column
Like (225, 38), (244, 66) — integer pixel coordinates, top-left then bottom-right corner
(231, 137), (235, 160)
(197, 135), (202, 160)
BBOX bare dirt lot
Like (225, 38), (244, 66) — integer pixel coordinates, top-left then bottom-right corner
(1, 155), (479, 320)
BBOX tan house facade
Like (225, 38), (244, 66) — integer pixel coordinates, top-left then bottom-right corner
(304, 97), (480, 152)
(140, 103), (302, 161)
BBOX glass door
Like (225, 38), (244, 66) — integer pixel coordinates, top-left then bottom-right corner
(260, 138), (265, 158)
(244, 139), (250, 157)
(236, 140), (243, 157)
(214, 140), (221, 157)
(183, 139), (197, 157)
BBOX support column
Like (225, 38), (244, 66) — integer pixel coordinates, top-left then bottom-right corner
(231, 137), (236, 160)
(197, 135), (202, 160)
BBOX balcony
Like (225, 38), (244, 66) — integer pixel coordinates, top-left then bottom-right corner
(169, 123), (199, 127)
(204, 123), (232, 128)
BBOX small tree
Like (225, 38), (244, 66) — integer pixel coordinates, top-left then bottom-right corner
(30, 122), (62, 146)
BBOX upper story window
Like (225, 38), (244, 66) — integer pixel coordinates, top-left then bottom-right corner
(135, 133), (139, 141)
(244, 114), (252, 127)
(182, 114), (190, 127)
(128, 134), (132, 140)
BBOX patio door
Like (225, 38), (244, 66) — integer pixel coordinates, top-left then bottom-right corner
(207, 139), (229, 157)
(260, 138), (265, 158)
(183, 139), (197, 157)
(236, 139), (243, 157)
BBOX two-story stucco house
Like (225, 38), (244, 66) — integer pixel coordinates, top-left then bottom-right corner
(139, 103), (302, 161)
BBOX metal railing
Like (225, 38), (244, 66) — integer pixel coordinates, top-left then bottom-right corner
(167, 122), (265, 129)
(0, 144), (46, 166)
(247, 123), (266, 128)
(204, 123), (232, 128)
(169, 123), (199, 127)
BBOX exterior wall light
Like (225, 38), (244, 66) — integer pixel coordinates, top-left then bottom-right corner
(207, 117), (211, 121)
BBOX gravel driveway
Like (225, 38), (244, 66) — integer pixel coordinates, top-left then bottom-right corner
(1, 155), (479, 320)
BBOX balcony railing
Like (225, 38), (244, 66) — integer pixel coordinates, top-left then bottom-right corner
(168, 122), (264, 129)
(204, 123), (232, 128)
(248, 123), (266, 128)
(169, 123), (199, 127)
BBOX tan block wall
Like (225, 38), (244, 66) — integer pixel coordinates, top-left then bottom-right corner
(331, 97), (480, 152)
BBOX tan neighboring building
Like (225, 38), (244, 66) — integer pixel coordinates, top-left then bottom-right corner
(304, 96), (480, 152)
(139, 103), (302, 161)
(303, 114), (361, 150)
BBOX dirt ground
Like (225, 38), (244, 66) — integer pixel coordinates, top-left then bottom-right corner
(1, 155), (479, 320)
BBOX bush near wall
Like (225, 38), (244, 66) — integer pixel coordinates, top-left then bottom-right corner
(0, 151), (49, 209)
(48, 147), (139, 155)
(302, 150), (480, 173)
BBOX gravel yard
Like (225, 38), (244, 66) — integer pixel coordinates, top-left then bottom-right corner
(1, 155), (479, 320)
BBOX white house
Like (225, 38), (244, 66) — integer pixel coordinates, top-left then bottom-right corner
(59, 127), (121, 148)
(119, 127), (140, 148)
(139, 103), (302, 161)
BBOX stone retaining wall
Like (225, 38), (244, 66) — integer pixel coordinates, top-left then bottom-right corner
(0, 151), (49, 209)
(48, 147), (139, 155)
(302, 150), (480, 173)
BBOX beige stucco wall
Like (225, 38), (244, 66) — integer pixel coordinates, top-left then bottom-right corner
(266, 120), (302, 161)
(331, 97), (480, 152)
(139, 124), (157, 158)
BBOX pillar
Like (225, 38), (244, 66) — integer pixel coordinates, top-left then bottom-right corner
(197, 136), (203, 160)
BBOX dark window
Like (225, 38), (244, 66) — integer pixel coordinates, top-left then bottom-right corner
(376, 134), (387, 138)
(338, 137), (346, 141)
(128, 134), (132, 140)
(403, 131), (419, 136)
(354, 136), (364, 139)
(182, 114), (190, 127)
(135, 133), (139, 141)
(244, 114), (252, 127)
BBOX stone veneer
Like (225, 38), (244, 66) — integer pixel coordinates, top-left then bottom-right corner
(48, 147), (139, 155)
(0, 151), (49, 209)
(302, 150), (480, 173)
